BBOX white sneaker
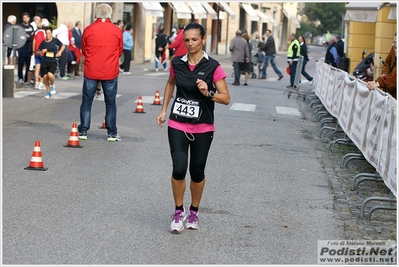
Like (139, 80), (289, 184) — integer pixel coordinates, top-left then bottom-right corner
(34, 82), (39, 90)
(123, 72), (131, 75)
(50, 85), (56, 95)
(185, 208), (199, 230)
(310, 79), (315, 85)
(155, 68), (158, 72)
(119, 68), (124, 73)
(44, 92), (51, 99)
(39, 83), (45, 90)
(164, 68), (168, 72)
(169, 208), (187, 233)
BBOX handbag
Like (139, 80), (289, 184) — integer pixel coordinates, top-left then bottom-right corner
(29, 54), (35, 71)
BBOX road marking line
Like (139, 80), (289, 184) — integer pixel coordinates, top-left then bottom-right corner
(49, 92), (81, 99)
(14, 91), (41, 98)
(276, 106), (301, 116)
(145, 72), (169, 76)
(93, 94), (122, 101)
(230, 103), (256, 112)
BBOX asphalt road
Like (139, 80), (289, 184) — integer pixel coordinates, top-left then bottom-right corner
(2, 45), (346, 265)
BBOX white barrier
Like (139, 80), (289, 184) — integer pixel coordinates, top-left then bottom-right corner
(330, 70), (346, 118)
(314, 61), (397, 197)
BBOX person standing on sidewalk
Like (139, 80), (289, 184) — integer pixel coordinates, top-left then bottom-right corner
(32, 20), (47, 90)
(229, 30), (250, 85)
(72, 21), (83, 76)
(52, 20), (71, 80)
(5, 15), (17, 65)
(259, 29), (283, 80)
(286, 33), (300, 89)
(154, 25), (168, 72)
(324, 35), (339, 68)
(17, 12), (35, 86)
(156, 22), (230, 233)
(77, 3), (123, 142)
(119, 24), (133, 74)
(242, 32), (252, 86)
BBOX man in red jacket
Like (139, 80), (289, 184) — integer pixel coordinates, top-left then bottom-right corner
(168, 24), (187, 57)
(77, 3), (123, 142)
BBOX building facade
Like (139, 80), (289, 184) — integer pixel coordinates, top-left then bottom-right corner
(344, 2), (397, 76)
(2, 2), (300, 64)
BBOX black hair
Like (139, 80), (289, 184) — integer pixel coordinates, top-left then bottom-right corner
(75, 21), (81, 27)
(125, 24), (132, 31)
(183, 22), (205, 38)
(43, 26), (53, 32)
(22, 12), (30, 18)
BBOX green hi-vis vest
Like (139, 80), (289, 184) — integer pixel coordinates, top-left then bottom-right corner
(287, 39), (300, 60)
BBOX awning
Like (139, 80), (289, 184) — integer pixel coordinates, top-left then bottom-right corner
(388, 2), (397, 20)
(344, 2), (385, 23)
(139, 2), (164, 17)
(283, 7), (301, 28)
(388, 6), (397, 20)
(263, 12), (277, 26)
(241, 3), (259, 21)
(169, 2), (192, 19)
(201, 2), (218, 20)
(218, 2), (236, 20)
(256, 10), (268, 23)
(187, 2), (207, 19)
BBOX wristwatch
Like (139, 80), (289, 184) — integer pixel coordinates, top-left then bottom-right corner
(208, 90), (214, 100)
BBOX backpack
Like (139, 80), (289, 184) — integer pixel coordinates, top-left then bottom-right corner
(257, 50), (265, 63)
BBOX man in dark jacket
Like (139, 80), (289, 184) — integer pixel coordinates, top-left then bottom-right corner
(72, 21), (83, 76)
(259, 29), (283, 80)
(335, 35), (344, 57)
(324, 35), (339, 67)
(17, 12), (35, 85)
(154, 25), (168, 71)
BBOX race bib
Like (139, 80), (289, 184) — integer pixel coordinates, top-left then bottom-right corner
(172, 97), (201, 119)
(46, 51), (54, 58)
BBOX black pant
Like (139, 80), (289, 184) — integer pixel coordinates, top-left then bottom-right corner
(17, 47), (31, 82)
(289, 61), (298, 86)
(301, 59), (313, 81)
(120, 49), (132, 72)
(58, 47), (68, 77)
(168, 127), (213, 182)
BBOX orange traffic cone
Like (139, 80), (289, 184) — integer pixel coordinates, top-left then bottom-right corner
(134, 96), (145, 113)
(99, 116), (106, 129)
(25, 140), (48, 171)
(152, 90), (161, 105)
(64, 122), (83, 148)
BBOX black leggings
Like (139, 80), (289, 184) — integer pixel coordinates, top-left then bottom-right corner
(168, 127), (213, 183)
(120, 49), (132, 72)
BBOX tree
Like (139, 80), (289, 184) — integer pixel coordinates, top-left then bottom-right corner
(302, 2), (346, 36)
